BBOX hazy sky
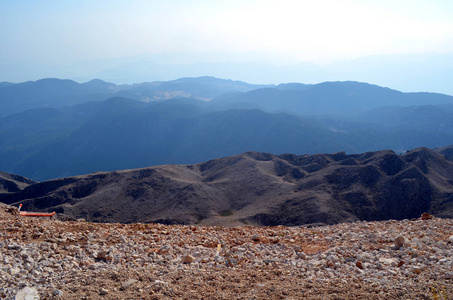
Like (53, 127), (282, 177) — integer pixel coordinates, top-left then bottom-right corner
(1, 0), (453, 87)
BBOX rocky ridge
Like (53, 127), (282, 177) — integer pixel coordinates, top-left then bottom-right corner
(0, 172), (35, 194)
(2, 146), (453, 226)
(1, 203), (452, 299)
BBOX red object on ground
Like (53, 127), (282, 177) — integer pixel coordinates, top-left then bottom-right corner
(17, 204), (55, 217)
(19, 211), (56, 217)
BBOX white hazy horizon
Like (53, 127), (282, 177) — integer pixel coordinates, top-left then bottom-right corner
(1, 0), (452, 94)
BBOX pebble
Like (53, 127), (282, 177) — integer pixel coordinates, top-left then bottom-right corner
(355, 261), (364, 269)
(53, 289), (63, 297)
(251, 235), (260, 242)
(99, 288), (109, 295)
(182, 255), (195, 264)
(393, 236), (405, 250)
(15, 287), (40, 300)
(378, 257), (397, 266)
(421, 212), (433, 220)
(120, 279), (138, 291)
(158, 245), (171, 254)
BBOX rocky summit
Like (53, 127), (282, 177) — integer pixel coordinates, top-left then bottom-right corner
(1, 203), (452, 299)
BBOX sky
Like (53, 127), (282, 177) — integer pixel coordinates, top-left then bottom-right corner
(1, 0), (453, 93)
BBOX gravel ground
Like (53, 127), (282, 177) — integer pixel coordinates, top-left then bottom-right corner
(1, 203), (452, 299)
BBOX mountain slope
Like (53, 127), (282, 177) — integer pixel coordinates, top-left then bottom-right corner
(0, 97), (354, 180)
(125, 76), (270, 100)
(354, 104), (453, 131)
(210, 81), (453, 116)
(1, 146), (453, 226)
(0, 78), (117, 117)
(434, 144), (453, 162)
(3, 94), (453, 181)
(0, 171), (35, 193)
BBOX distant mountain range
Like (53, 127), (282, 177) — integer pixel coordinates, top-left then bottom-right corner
(213, 81), (453, 116)
(5, 52), (452, 95)
(1, 77), (453, 181)
(0, 76), (267, 118)
(1, 146), (453, 226)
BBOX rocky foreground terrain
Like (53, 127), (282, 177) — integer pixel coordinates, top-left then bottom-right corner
(1, 203), (453, 299)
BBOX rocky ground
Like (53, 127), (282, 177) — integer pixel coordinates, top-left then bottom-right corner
(1, 203), (452, 300)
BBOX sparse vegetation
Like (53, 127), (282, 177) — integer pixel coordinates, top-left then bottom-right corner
(219, 210), (233, 217)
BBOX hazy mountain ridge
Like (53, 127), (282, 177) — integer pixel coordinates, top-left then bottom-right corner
(2, 77), (453, 180)
(0, 76), (267, 117)
(1, 146), (453, 226)
(3, 76), (452, 118)
(5, 97), (452, 181)
(25, 53), (452, 96)
(1, 98), (348, 180)
(0, 78), (116, 117)
(211, 81), (453, 116)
